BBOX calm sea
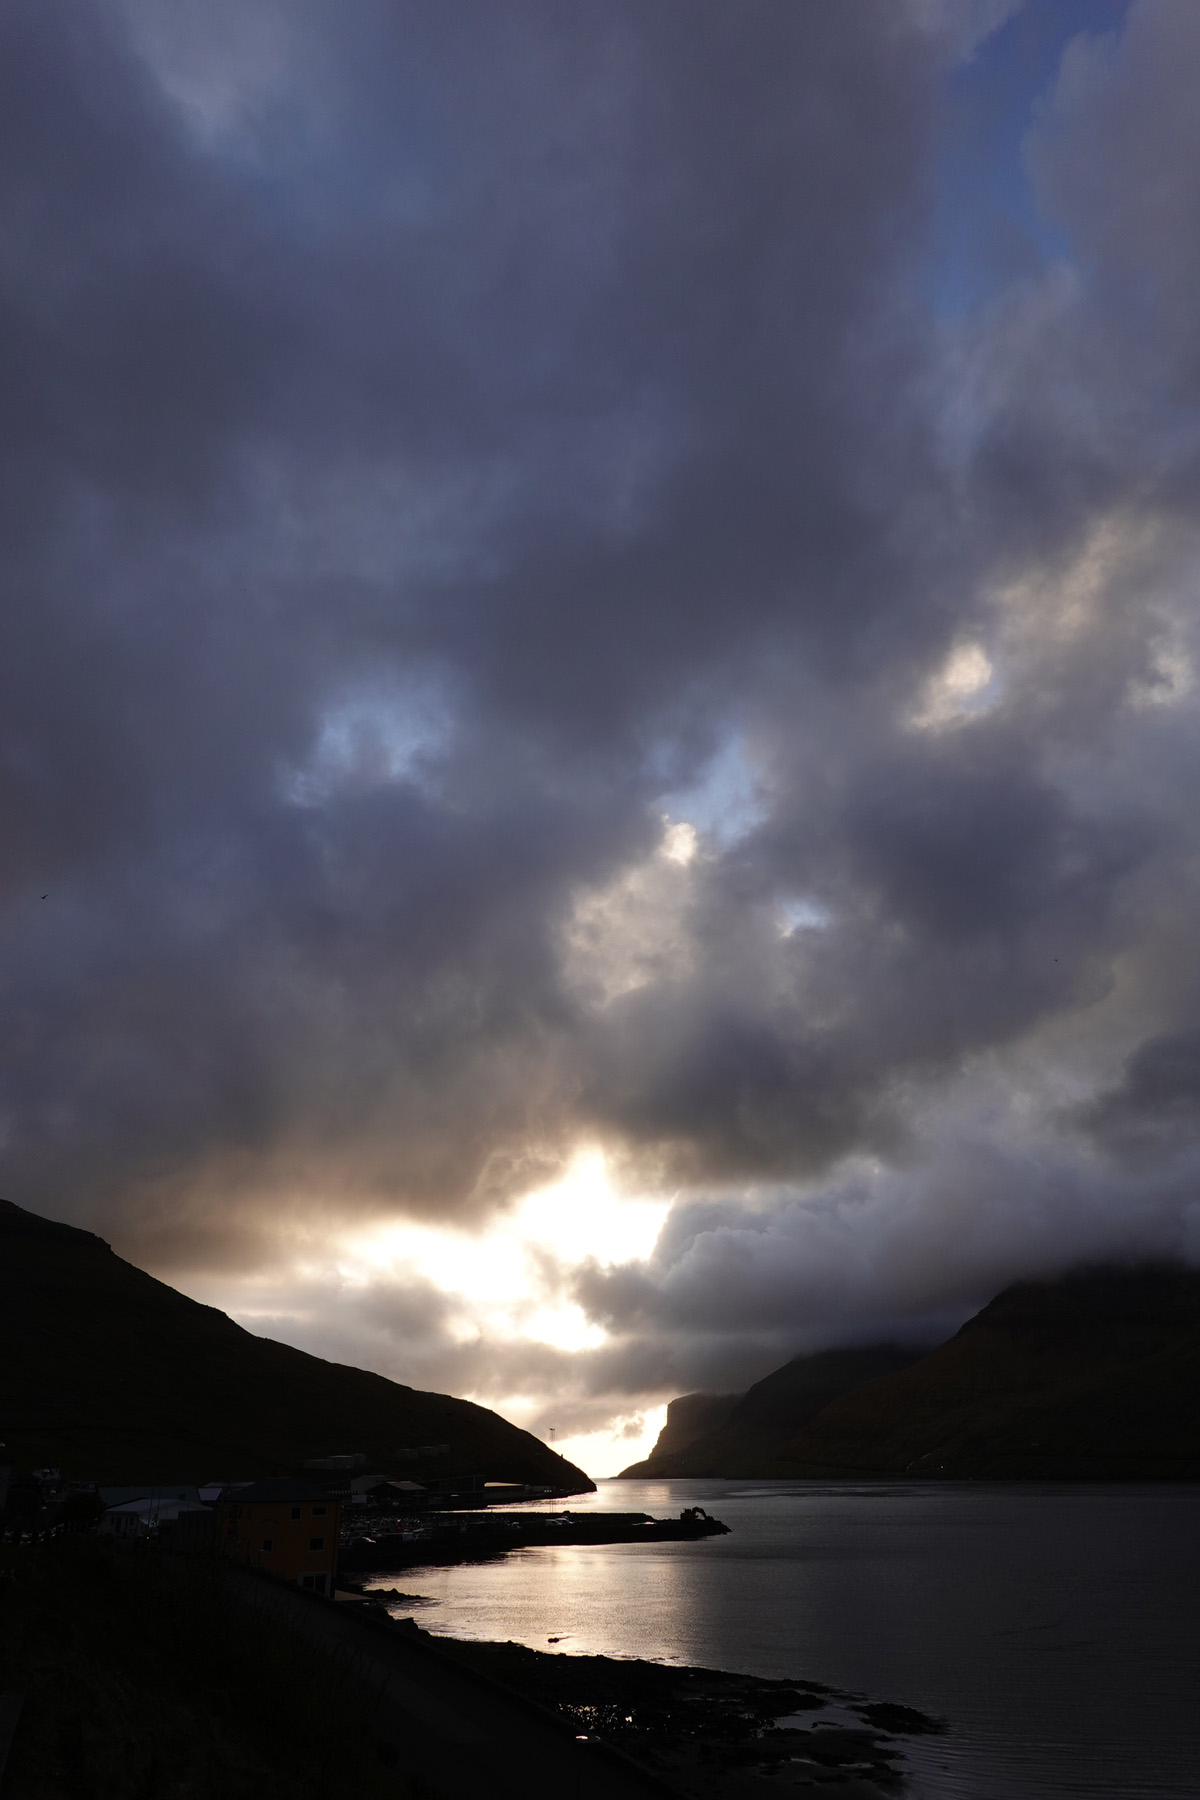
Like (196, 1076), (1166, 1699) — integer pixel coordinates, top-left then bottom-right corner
(369, 1478), (1200, 1799)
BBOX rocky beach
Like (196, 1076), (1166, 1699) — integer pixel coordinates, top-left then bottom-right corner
(427, 1630), (944, 1798)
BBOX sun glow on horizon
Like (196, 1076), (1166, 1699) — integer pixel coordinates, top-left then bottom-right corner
(174, 1150), (674, 1482)
(552, 1404), (669, 1480)
(333, 1148), (669, 1354)
(498, 1397), (670, 1481)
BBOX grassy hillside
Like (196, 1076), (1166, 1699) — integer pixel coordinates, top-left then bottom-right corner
(620, 1345), (924, 1477)
(778, 1264), (1200, 1479)
(0, 1537), (401, 1800)
(0, 1198), (592, 1490)
(621, 1265), (1200, 1480)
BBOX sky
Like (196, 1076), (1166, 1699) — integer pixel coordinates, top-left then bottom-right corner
(4, 0), (1200, 1476)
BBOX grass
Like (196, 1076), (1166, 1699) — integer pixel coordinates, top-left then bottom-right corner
(0, 1536), (407, 1799)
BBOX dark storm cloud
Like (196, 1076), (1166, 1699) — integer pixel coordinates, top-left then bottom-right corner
(1083, 1029), (1200, 1163)
(3, 0), (1200, 1414)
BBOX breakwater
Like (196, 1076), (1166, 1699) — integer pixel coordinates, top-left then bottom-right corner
(340, 1508), (730, 1572)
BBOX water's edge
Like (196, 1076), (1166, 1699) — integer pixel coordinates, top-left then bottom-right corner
(364, 1478), (1200, 1800)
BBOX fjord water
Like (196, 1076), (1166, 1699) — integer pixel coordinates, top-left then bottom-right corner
(376, 1479), (1200, 1799)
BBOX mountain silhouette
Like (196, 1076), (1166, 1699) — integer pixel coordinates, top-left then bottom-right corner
(622, 1265), (1200, 1480)
(0, 1197), (592, 1489)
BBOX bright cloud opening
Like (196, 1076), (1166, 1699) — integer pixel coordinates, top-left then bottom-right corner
(335, 1149), (669, 1354)
(548, 1405), (668, 1482)
(910, 640), (996, 731)
(662, 819), (698, 865)
(563, 830), (700, 1005)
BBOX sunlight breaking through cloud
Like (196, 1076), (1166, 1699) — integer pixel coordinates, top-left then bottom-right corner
(335, 1150), (668, 1354)
(9, 0), (1200, 1484)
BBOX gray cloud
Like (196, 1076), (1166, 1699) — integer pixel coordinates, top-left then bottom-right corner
(3, 0), (1200, 1435)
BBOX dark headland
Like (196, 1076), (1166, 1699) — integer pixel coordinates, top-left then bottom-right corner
(620, 1263), (1200, 1480)
(0, 1195), (591, 1491)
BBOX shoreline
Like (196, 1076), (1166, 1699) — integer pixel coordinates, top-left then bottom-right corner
(348, 1587), (945, 1798)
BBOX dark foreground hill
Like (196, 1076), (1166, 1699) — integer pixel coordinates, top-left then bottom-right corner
(621, 1264), (1200, 1480)
(0, 1197), (592, 1490)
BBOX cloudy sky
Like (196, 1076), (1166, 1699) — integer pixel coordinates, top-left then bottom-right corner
(5, 0), (1200, 1474)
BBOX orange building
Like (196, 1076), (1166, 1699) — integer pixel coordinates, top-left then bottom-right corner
(218, 1479), (341, 1595)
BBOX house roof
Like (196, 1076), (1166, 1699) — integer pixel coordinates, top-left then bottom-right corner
(99, 1484), (201, 1506)
(106, 1498), (210, 1520)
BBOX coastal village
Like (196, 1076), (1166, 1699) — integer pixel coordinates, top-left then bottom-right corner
(0, 1438), (771, 1800)
(0, 1445), (727, 1587)
(1, 1445), (559, 1577)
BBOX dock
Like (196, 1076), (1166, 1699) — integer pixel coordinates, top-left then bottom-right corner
(340, 1508), (730, 1572)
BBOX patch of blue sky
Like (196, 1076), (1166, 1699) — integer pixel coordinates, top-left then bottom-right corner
(926, 0), (1129, 321)
(286, 682), (452, 806)
(657, 734), (766, 848)
(778, 896), (830, 935)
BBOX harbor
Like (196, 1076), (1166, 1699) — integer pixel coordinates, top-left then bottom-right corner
(339, 1505), (731, 1572)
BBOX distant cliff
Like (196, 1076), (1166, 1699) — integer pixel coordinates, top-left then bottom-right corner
(636, 1392), (740, 1467)
(621, 1345), (924, 1477)
(621, 1264), (1200, 1481)
(0, 1197), (593, 1491)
